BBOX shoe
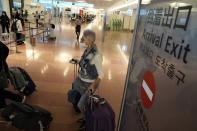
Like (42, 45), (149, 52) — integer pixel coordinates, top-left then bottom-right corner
(0, 105), (6, 112)
(77, 118), (85, 123)
(21, 95), (26, 103)
(74, 106), (81, 115)
(17, 41), (24, 45)
(0, 107), (5, 112)
(78, 120), (86, 130)
(75, 110), (81, 115)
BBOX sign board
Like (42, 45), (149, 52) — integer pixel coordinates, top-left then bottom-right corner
(80, 10), (83, 16)
(118, 0), (197, 131)
(0, 1), (2, 14)
(141, 71), (155, 109)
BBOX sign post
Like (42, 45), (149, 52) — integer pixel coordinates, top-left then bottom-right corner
(118, 0), (197, 131)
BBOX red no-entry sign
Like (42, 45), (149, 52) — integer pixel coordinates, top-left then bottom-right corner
(141, 71), (156, 109)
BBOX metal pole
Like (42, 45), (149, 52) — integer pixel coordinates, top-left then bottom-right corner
(15, 32), (18, 53)
(29, 22), (31, 43)
(8, 33), (10, 51)
(31, 27), (33, 43)
(43, 26), (44, 42)
(102, 12), (107, 43)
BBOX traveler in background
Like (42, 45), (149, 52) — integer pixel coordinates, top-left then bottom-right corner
(59, 11), (63, 24)
(12, 16), (24, 44)
(73, 29), (104, 130)
(34, 11), (40, 28)
(0, 41), (25, 110)
(0, 11), (10, 33)
(75, 16), (82, 43)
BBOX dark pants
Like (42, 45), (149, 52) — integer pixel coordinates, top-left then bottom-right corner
(1, 24), (9, 33)
(16, 33), (21, 41)
(73, 77), (99, 113)
(76, 25), (81, 41)
(36, 19), (39, 27)
(16, 33), (24, 44)
(0, 89), (22, 108)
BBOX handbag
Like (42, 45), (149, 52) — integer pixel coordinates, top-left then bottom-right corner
(0, 62), (9, 89)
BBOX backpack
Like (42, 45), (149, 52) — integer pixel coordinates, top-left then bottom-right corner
(11, 20), (18, 32)
(51, 24), (55, 29)
(1, 102), (53, 130)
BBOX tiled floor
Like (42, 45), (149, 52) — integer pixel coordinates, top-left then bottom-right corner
(0, 17), (133, 131)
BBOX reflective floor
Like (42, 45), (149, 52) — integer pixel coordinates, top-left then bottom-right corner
(1, 17), (133, 131)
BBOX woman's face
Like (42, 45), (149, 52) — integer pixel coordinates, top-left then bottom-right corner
(83, 36), (92, 47)
(2, 12), (5, 16)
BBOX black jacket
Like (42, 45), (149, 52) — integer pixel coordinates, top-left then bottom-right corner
(0, 15), (10, 25)
(0, 15), (10, 26)
(0, 41), (10, 79)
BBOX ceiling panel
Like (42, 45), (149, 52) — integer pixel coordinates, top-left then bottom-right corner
(61, 0), (121, 9)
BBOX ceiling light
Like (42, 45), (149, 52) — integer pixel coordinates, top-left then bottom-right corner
(77, 0), (86, 3)
(170, 2), (189, 8)
(141, 0), (152, 4)
(109, 0), (138, 12)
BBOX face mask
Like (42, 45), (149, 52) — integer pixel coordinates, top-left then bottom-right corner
(80, 42), (88, 48)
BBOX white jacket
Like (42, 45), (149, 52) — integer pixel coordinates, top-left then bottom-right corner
(17, 20), (23, 32)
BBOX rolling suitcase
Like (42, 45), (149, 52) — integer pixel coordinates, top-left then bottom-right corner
(30, 37), (36, 47)
(67, 57), (81, 113)
(84, 94), (116, 131)
(1, 102), (53, 131)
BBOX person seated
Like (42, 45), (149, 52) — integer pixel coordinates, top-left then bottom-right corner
(0, 41), (25, 110)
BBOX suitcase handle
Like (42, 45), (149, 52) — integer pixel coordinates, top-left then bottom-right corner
(89, 89), (93, 95)
(69, 59), (78, 64)
(69, 58), (79, 80)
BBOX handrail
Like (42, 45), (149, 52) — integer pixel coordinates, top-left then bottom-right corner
(0, 27), (49, 43)
(0, 22), (51, 53)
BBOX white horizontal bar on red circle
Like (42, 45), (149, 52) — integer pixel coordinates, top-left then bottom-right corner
(142, 80), (153, 101)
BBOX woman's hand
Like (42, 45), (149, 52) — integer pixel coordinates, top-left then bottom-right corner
(88, 84), (94, 93)
(76, 59), (80, 64)
(88, 78), (101, 93)
(88, 84), (95, 95)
